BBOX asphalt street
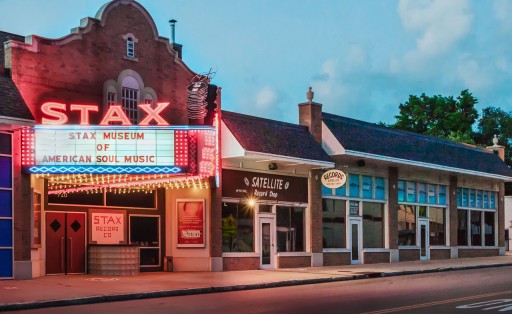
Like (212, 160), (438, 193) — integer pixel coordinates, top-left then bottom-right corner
(9, 266), (512, 314)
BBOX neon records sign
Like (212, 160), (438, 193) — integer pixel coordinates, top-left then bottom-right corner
(321, 169), (347, 189)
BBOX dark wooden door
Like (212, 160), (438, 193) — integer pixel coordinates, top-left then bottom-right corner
(45, 212), (86, 275)
(66, 213), (86, 274)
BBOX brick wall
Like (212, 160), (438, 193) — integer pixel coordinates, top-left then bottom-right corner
(430, 249), (451, 260)
(363, 252), (390, 264)
(310, 169), (323, 253)
(399, 249), (420, 262)
(12, 130), (31, 261)
(278, 256), (311, 268)
(388, 167), (398, 249)
(323, 252), (351, 266)
(499, 183), (505, 247)
(458, 248), (499, 258)
(449, 176), (458, 246)
(223, 257), (259, 271)
(8, 2), (196, 125)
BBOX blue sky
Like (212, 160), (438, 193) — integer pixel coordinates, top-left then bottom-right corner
(1, 0), (511, 125)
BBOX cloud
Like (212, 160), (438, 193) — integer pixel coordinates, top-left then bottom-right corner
(255, 86), (279, 110)
(395, 0), (473, 72)
(493, 0), (512, 30)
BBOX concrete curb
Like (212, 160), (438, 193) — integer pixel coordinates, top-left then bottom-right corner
(2, 262), (512, 312)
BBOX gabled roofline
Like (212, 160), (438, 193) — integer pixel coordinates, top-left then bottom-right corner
(0, 116), (34, 126)
(244, 150), (334, 168)
(345, 149), (512, 181)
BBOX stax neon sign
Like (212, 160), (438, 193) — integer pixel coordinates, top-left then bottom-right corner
(41, 102), (170, 126)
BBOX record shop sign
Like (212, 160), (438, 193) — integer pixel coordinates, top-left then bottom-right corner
(321, 169), (347, 189)
(222, 169), (308, 203)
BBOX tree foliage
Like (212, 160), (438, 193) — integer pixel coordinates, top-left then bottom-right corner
(389, 89), (512, 165)
(392, 90), (478, 143)
(474, 106), (512, 164)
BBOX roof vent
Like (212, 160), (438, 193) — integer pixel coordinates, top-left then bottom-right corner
(169, 19), (177, 43)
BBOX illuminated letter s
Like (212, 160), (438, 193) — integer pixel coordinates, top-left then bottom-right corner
(41, 102), (68, 125)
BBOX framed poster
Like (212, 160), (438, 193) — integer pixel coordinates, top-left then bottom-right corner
(177, 199), (205, 247)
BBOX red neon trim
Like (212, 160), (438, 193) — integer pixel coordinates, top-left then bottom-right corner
(70, 104), (99, 125)
(41, 102), (68, 125)
(138, 102), (170, 126)
(99, 105), (133, 125)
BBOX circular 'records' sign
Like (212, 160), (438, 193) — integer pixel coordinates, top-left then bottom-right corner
(321, 169), (347, 189)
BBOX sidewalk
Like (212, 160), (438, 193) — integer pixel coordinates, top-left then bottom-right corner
(1, 255), (512, 311)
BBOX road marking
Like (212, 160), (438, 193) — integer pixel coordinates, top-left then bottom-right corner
(362, 290), (512, 314)
(457, 299), (512, 311)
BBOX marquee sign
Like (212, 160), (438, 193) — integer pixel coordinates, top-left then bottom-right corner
(22, 101), (218, 175)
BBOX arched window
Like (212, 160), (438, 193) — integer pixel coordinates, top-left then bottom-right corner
(144, 94), (153, 105)
(121, 76), (140, 124)
(126, 37), (135, 58)
(122, 33), (138, 60)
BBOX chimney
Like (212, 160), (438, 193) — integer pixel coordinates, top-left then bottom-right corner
(298, 87), (322, 143)
(487, 134), (506, 161)
(169, 19), (183, 59)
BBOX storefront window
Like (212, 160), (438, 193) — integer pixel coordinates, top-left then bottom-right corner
(33, 192), (41, 246)
(438, 186), (447, 205)
(276, 206), (304, 252)
(362, 176), (373, 199)
(428, 184), (437, 204)
(222, 202), (254, 252)
(335, 183), (347, 197)
(406, 181), (416, 202)
(129, 215), (160, 266)
(375, 177), (385, 200)
(418, 183), (427, 203)
(349, 174), (360, 197)
(398, 205), (416, 246)
(322, 185), (333, 196)
(322, 199), (346, 249)
(418, 206), (427, 218)
(470, 211), (482, 246)
(363, 202), (384, 248)
(398, 180), (405, 202)
(484, 212), (495, 246)
(458, 210), (468, 246)
(429, 207), (445, 246)
(258, 204), (272, 213)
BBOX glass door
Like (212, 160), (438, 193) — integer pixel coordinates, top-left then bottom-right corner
(348, 218), (363, 264)
(259, 216), (275, 269)
(419, 219), (429, 261)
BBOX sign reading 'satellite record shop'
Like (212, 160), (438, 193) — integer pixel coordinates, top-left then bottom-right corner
(222, 169), (308, 203)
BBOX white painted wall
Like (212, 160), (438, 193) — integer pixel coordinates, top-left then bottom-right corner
(505, 196), (512, 251)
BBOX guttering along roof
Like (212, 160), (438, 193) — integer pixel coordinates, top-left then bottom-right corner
(323, 112), (512, 180)
(222, 110), (333, 167)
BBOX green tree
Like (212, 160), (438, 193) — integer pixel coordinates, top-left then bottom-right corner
(474, 106), (512, 164)
(392, 90), (478, 143)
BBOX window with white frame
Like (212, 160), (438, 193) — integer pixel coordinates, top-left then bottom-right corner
(276, 206), (305, 252)
(457, 187), (497, 246)
(121, 76), (140, 124)
(107, 91), (117, 106)
(144, 95), (153, 105)
(221, 202), (254, 252)
(397, 180), (448, 247)
(126, 37), (135, 58)
(322, 174), (386, 249)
